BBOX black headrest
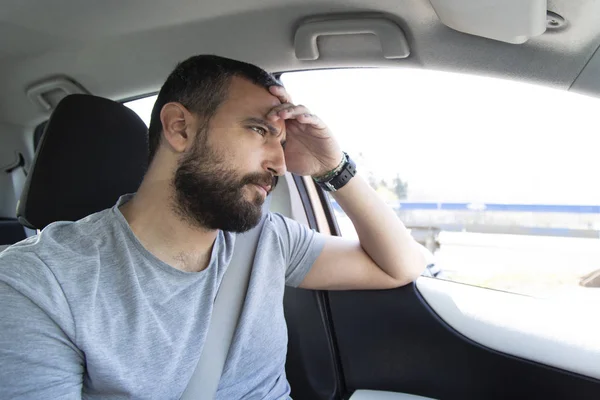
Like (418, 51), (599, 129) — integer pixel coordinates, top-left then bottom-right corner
(17, 94), (149, 230)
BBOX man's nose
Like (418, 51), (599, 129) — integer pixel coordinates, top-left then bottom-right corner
(263, 141), (287, 177)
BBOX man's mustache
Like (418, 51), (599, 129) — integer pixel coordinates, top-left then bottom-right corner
(240, 172), (278, 194)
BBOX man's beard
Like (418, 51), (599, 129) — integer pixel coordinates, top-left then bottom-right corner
(172, 130), (278, 233)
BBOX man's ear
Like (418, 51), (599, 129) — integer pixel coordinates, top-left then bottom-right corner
(160, 102), (192, 153)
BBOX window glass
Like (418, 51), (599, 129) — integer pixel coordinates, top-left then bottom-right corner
(125, 96), (156, 127)
(281, 69), (600, 298)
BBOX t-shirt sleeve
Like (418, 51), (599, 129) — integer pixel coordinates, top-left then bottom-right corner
(0, 252), (84, 399)
(269, 213), (326, 287)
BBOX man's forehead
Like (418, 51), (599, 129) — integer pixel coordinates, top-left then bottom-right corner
(226, 76), (281, 111)
(223, 76), (286, 139)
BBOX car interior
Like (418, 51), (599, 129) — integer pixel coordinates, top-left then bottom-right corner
(1, 0), (600, 399)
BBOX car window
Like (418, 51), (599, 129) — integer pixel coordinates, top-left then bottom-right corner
(281, 68), (600, 298)
(125, 96), (156, 127)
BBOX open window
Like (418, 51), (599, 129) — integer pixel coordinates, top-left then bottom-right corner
(281, 68), (600, 297)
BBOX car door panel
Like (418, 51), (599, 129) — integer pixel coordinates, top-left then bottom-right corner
(416, 277), (600, 380)
(326, 283), (600, 399)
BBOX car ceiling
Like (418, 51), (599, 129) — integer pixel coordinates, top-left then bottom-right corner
(0, 0), (600, 129)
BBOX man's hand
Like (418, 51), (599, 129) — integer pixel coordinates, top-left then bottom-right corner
(268, 86), (343, 178)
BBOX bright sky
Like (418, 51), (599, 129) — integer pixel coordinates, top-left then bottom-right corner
(126, 68), (600, 205)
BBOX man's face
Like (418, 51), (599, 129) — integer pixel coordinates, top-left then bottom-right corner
(172, 77), (287, 232)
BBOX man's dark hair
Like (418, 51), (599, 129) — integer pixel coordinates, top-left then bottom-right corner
(147, 55), (282, 163)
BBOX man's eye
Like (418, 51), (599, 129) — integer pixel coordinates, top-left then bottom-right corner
(250, 126), (267, 136)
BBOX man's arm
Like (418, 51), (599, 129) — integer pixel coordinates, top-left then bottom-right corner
(267, 85), (426, 291)
(298, 174), (427, 290)
(0, 281), (83, 399)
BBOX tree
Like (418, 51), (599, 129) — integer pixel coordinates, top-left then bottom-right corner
(357, 152), (380, 191)
(392, 174), (408, 200)
(366, 172), (379, 191)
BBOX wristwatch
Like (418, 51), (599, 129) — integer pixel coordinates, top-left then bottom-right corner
(314, 152), (357, 192)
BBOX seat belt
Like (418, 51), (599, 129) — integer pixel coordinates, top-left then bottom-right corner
(4, 153), (36, 238)
(180, 197), (271, 400)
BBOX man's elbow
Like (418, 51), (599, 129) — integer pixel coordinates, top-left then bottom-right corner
(392, 253), (429, 287)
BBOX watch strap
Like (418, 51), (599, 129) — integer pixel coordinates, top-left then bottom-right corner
(315, 153), (356, 192)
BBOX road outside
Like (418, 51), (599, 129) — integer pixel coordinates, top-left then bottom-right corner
(335, 214), (600, 298)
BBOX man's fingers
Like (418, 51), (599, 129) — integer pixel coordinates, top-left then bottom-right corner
(266, 103), (301, 120)
(268, 104), (308, 119)
(269, 85), (293, 103)
(267, 103), (327, 129)
(295, 112), (321, 124)
(295, 112), (327, 130)
(279, 106), (327, 129)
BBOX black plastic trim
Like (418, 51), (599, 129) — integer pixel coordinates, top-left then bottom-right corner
(314, 180), (342, 236)
(288, 174), (346, 399)
(292, 174), (318, 230)
(328, 283), (600, 399)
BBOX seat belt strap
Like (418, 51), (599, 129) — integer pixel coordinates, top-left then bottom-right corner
(4, 153), (35, 237)
(180, 197), (271, 400)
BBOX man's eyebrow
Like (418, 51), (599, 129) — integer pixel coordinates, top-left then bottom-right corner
(243, 117), (280, 136)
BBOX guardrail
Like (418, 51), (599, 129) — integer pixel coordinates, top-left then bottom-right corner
(330, 201), (600, 240)
(330, 201), (600, 214)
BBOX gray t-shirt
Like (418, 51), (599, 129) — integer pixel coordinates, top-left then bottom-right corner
(0, 195), (325, 399)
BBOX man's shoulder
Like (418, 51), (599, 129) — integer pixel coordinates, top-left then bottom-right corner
(264, 211), (303, 233)
(263, 211), (321, 242)
(0, 208), (115, 287)
(258, 213), (324, 288)
(260, 212), (322, 253)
